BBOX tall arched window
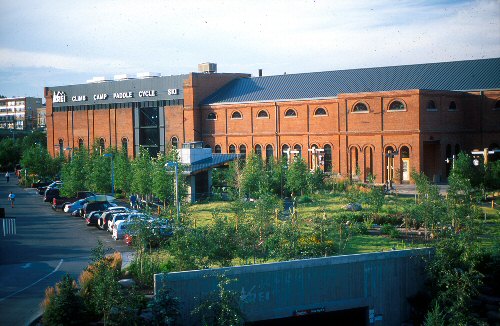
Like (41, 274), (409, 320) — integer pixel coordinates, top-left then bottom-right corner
(427, 100), (437, 111)
(282, 144), (290, 163)
(446, 144), (452, 177)
(257, 110), (269, 118)
(448, 101), (457, 111)
(314, 108), (327, 116)
(171, 136), (178, 149)
(494, 100), (500, 110)
(207, 112), (217, 120)
(239, 144), (247, 157)
(99, 138), (105, 153)
(385, 146), (396, 182)
(350, 147), (359, 178)
(78, 138), (84, 149)
(265, 144), (273, 163)
(231, 111), (242, 119)
(294, 144), (302, 158)
(214, 144), (222, 154)
(255, 144), (262, 157)
(58, 139), (64, 157)
(388, 100), (406, 111)
(324, 144), (332, 173)
(122, 138), (128, 153)
(229, 144), (236, 154)
(284, 109), (297, 117)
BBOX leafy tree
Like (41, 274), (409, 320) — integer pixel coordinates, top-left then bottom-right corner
(20, 131), (46, 151)
(285, 156), (308, 196)
(0, 138), (21, 170)
(60, 147), (89, 197)
(205, 213), (237, 267)
(265, 156), (287, 197)
(307, 167), (325, 193)
(152, 153), (173, 206)
(240, 152), (265, 199)
(227, 157), (245, 199)
(191, 274), (245, 326)
(42, 274), (88, 325)
(114, 147), (132, 195)
(131, 147), (153, 200)
(484, 160), (500, 189)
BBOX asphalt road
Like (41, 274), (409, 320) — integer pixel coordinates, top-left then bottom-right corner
(0, 177), (133, 326)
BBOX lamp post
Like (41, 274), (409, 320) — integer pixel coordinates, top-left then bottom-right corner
(165, 161), (180, 223)
(103, 153), (115, 196)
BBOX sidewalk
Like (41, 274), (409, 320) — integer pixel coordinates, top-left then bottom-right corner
(392, 183), (449, 195)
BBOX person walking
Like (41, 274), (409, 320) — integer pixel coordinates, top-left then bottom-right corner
(8, 192), (15, 208)
(5, 171), (9, 183)
(129, 194), (137, 209)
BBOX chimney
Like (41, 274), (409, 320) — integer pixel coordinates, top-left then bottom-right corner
(258, 69), (263, 77)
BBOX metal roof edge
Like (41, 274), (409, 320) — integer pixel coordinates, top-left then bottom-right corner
(203, 96), (340, 106)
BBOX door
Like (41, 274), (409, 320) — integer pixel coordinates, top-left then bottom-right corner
(402, 158), (410, 183)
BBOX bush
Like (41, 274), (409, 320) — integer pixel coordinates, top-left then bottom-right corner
(42, 274), (88, 325)
(128, 253), (163, 287)
(297, 195), (313, 204)
(149, 286), (180, 326)
(380, 224), (400, 239)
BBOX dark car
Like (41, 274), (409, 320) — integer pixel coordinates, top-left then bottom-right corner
(44, 188), (60, 202)
(86, 210), (103, 226)
(31, 179), (52, 189)
(82, 201), (115, 219)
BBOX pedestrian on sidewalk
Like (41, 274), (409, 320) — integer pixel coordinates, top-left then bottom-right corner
(8, 192), (15, 208)
(129, 194), (137, 209)
(5, 171), (9, 183)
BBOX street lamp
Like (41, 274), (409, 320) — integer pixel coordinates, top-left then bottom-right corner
(103, 153), (115, 196)
(165, 161), (180, 223)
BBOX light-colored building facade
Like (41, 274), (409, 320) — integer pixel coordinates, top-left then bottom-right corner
(0, 97), (42, 131)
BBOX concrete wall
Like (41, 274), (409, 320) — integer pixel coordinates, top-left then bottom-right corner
(155, 248), (433, 326)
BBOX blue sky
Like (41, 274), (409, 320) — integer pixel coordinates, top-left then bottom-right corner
(0, 0), (499, 100)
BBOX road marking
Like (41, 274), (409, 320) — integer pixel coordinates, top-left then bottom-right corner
(0, 259), (64, 303)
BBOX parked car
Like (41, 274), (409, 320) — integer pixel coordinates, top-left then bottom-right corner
(82, 201), (116, 219)
(44, 187), (60, 202)
(123, 218), (172, 246)
(53, 192), (96, 211)
(113, 220), (131, 240)
(108, 212), (144, 233)
(97, 207), (129, 230)
(31, 179), (52, 189)
(85, 210), (103, 226)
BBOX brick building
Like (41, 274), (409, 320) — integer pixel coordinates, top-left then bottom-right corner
(45, 58), (500, 184)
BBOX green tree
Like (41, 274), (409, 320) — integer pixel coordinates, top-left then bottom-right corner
(285, 156), (308, 196)
(240, 152), (265, 199)
(192, 274), (245, 326)
(0, 138), (21, 170)
(152, 153), (173, 206)
(84, 145), (112, 194)
(114, 147), (132, 195)
(205, 213), (237, 267)
(131, 147), (153, 200)
(307, 167), (325, 193)
(60, 147), (89, 197)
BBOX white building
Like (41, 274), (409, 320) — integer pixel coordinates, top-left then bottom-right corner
(0, 97), (42, 130)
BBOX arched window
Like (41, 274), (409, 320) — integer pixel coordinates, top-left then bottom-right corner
(495, 100), (500, 110)
(388, 100), (406, 111)
(214, 144), (222, 154)
(352, 102), (368, 113)
(294, 144), (302, 158)
(401, 146), (410, 158)
(448, 101), (457, 111)
(282, 144), (290, 162)
(284, 109), (297, 117)
(231, 111), (242, 119)
(229, 144), (236, 154)
(255, 144), (262, 157)
(121, 138), (128, 153)
(265, 144), (273, 163)
(239, 144), (246, 156)
(99, 138), (105, 153)
(257, 110), (269, 118)
(58, 139), (64, 157)
(78, 138), (84, 149)
(427, 100), (437, 111)
(207, 112), (217, 120)
(171, 136), (178, 149)
(314, 107), (327, 116)
(324, 144), (332, 173)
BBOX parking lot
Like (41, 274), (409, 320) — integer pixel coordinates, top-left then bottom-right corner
(0, 178), (134, 325)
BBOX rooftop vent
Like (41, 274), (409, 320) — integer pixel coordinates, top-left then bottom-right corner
(86, 76), (111, 83)
(137, 72), (161, 79)
(198, 62), (217, 74)
(114, 74), (135, 81)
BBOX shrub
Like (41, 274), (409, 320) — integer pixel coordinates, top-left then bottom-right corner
(128, 253), (163, 287)
(149, 286), (180, 326)
(42, 274), (88, 325)
(380, 224), (400, 238)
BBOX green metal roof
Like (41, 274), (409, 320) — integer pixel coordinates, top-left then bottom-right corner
(203, 58), (500, 105)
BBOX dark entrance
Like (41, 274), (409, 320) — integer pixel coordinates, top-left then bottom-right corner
(247, 306), (369, 326)
(422, 140), (441, 183)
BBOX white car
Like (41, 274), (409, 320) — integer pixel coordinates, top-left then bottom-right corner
(108, 212), (145, 233)
(98, 207), (130, 230)
(63, 198), (88, 214)
(113, 220), (132, 240)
